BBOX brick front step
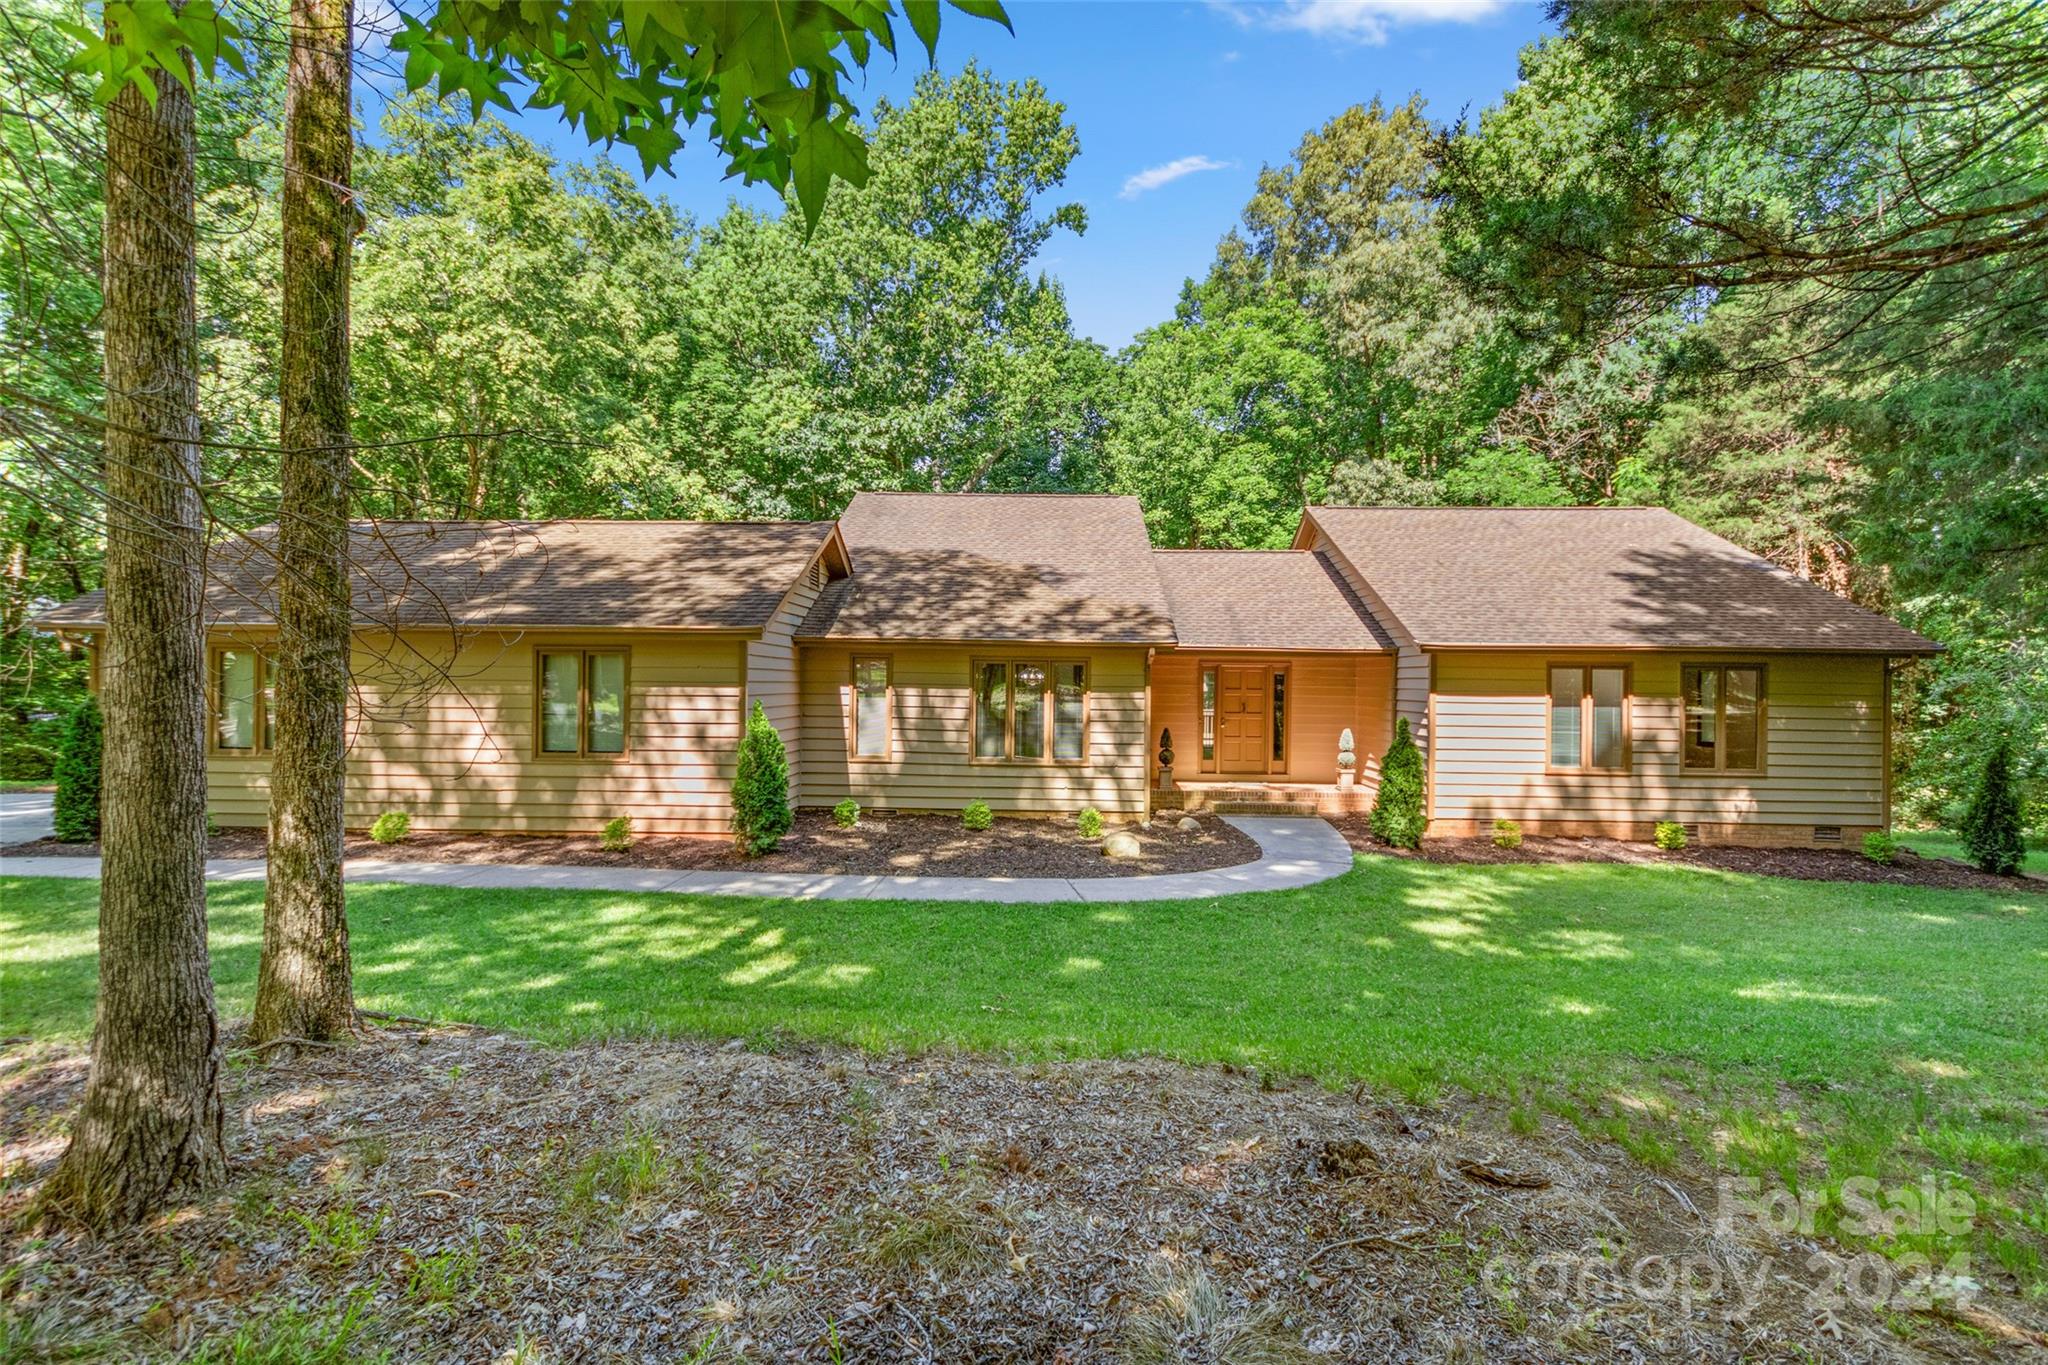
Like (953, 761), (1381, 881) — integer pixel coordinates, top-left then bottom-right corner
(1155, 784), (1374, 817)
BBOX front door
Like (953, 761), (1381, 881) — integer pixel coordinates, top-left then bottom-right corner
(1216, 665), (1270, 774)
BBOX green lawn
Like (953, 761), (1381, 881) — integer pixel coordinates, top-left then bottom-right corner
(1898, 828), (2048, 875)
(5, 859), (2045, 1281)
(0, 779), (53, 792)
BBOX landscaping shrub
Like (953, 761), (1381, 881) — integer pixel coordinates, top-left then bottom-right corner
(206, 811), (221, 839)
(961, 800), (993, 832)
(601, 816), (633, 852)
(369, 811), (411, 845)
(833, 798), (860, 828)
(1491, 819), (1521, 850)
(1076, 807), (1104, 838)
(1961, 739), (2025, 875)
(50, 694), (102, 842)
(1653, 821), (1687, 851)
(1368, 717), (1424, 848)
(732, 700), (793, 856)
(1862, 830), (1897, 864)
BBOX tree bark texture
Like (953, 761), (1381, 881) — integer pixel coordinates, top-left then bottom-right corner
(253, 0), (357, 1043)
(38, 30), (226, 1227)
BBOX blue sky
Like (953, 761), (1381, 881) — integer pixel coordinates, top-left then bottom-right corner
(369, 1), (1555, 350)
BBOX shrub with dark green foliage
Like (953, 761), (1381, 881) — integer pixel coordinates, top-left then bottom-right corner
(733, 700), (793, 856)
(1491, 819), (1521, 850)
(1862, 830), (1897, 865)
(833, 798), (860, 828)
(1653, 821), (1687, 851)
(1368, 717), (1425, 848)
(961, 800), (993, 832)
(1076, 807), (1104, 838)
(1961, 741), (2025, 875)
(51, 695), (102, 843)
(601, 816), (633, 852)
(369, 811), (411, 845)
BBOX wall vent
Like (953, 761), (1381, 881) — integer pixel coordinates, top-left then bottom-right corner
(1680, 823), (1700, 841)
(1812, 825), (1843, 844)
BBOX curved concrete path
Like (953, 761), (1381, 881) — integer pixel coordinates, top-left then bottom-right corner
(0, 816), (1354, 904)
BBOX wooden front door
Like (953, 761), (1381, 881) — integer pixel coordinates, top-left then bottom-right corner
(1216, 665), (1270, 774)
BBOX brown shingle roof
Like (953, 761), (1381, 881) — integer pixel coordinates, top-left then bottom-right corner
(1153, 550), (1392, 652)
(36, 520), (836, 632)
(1302, 506), (1942, 654)
(797, 492), (1175, 644)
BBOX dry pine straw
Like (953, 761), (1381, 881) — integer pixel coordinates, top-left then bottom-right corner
(2, 811), (1263, 880)
(5, 1026), (2029, 1363)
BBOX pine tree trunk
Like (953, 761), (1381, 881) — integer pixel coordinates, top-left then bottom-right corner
(37, 26), (226, 1227)
(253, 0), (356, 1043)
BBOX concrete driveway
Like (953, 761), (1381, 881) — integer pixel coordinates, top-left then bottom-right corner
(0, 790), (55, 845)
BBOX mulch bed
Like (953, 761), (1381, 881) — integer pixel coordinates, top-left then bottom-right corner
(8, 1026), (2031, 1361)
(3, 809), (1263, 880)
(1327, 816), (2045, 894)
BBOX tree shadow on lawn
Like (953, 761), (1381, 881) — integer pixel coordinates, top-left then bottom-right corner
(6, 861), (2046, 1288)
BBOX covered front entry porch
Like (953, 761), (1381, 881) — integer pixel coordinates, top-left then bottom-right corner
(1148, 650), (1392, 817)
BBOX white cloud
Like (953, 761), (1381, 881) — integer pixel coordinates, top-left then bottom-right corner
(1119, 155), (1233, 200)
(1213, 0), (1512, 45)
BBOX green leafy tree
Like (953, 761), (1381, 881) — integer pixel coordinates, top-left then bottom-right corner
(51, 693), (102, 842)
(388, 0), (1013, 232)
(732, 700), (793, 856)
(1961, 741), (2026, 876)
(1369, 717), (1425, 849)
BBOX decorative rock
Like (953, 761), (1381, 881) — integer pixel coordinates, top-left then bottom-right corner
(1101, 831), (1143, 859)
(1177, 816), (1200, 832)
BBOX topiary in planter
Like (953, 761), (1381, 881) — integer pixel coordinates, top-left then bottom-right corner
(1961, 740), (2024, 875)
(733, 700), (793, 856)
(1368, 717), (1424, 848)
(51, 694), (103, 843)
(962, 800), (993, 832)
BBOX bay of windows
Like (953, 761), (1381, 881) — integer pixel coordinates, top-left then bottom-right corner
(974, 659), (1086, 762)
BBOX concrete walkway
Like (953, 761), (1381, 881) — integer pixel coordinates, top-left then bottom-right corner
(0, 790), (54, 844)
(0, 816), (1355, 904)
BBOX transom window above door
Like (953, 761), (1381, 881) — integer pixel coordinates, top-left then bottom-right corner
(973, 660), (1086, 762)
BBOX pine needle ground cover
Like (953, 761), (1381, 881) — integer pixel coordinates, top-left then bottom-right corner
(5, 859), (2044, 1298)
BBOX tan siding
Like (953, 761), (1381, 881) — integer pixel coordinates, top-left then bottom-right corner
(745, 564), (824, 805)
(1302, 524), (1429, 755)
(208, 629), (744, 836)
(1151, 652), (1392, 792)
(798, 643), (1149, 815)
(1427, 650), (1887, 835)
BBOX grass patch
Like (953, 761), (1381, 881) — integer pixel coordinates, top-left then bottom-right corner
(1896, 829), (2047, 875)
(5, 858), (2044, 1284)
(0, 779), (52, 792)
(183, 1292), (387, 1364)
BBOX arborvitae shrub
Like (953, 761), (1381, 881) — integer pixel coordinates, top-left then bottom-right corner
(51, 694), (102, 843)
(1961, 741), (2025, 875)
(732, 700), (793, 856)
(1076, 807), (1104, 838)
(1368, 717), (1424, 848)
(1491, 819), (1521, 850)
(601, 816), (633, 852)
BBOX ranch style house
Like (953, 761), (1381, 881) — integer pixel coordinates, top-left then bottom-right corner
(40, 493), (1942, 846)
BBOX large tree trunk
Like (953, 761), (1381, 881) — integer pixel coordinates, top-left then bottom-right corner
(37, 25), (226, 1227)
(252, 0), (356, 1043)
